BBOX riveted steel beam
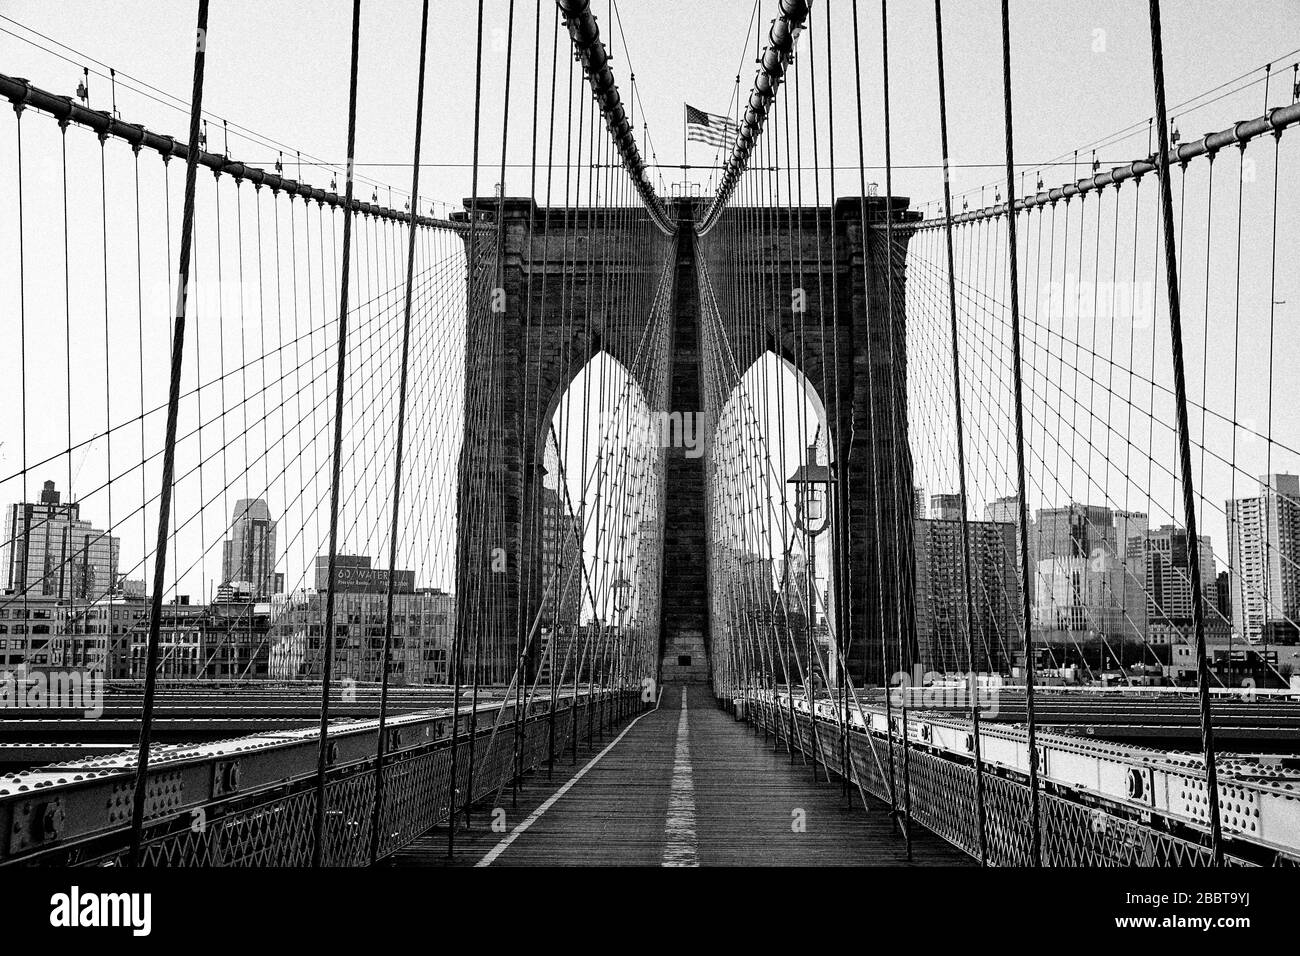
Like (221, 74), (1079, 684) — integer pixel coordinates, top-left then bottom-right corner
(912, 100), (1300, 229)
(0, 72), (468, 232)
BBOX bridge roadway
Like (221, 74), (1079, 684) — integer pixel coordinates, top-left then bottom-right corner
(0, 683), (485, 751)
(869, 688), (1300, 748)
(391, 684), (968, 866)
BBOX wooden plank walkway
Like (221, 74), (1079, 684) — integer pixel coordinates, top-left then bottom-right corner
(390, 685), (970, 866)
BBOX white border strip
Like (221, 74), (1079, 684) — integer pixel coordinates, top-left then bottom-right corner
(475, 694), (661, 867)
(661, 687), (698, 866)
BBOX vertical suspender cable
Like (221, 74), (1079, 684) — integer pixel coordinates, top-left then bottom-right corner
(449, 0), (488, 859)
(312, 0), (364, 870)
(369, 0), (431, 866)
(128, 0), (210, 869)
(815, 0), (853, 800)
(932, 0), (988, 867)
(850, 0), (900, 830)
(466, 0), (515, 821)
(546, 9), (569, 781)
(997, 0), (1042, 867)
(877, 0), (913, 859)
(514, 0), (545, 806)
(1146, 0), (1222, 866)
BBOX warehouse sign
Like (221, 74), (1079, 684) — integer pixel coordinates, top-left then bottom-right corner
(314, 560), (415, 594)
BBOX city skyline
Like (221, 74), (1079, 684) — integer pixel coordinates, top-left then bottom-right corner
(0, 0), (1298, 897)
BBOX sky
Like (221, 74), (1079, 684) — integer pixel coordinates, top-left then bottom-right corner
(0, 1), (1296, 612)
(2, 1), (1296, 211)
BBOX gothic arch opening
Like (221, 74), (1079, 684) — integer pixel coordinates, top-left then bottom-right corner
(538, 351), (663, 683)
(707, 350), (840, 690)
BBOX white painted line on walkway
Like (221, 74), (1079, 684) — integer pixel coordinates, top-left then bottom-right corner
(662, 687), (698, 866)
(476, 696), (660, 867)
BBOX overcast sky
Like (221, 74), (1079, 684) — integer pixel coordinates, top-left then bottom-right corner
(0, 1), (1295, 610)
(2, 1), (1296, 209)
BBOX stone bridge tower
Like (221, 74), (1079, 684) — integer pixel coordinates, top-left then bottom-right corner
(454, 194), (919, 688)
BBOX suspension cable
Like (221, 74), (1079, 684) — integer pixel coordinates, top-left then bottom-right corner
(368, 0), (431, 866)
(1146, 0), (1223, 867)
(997, 0), (1043, 868)
(932, 0), (989, 867)
(311, 0), (364, 870)
(127, 0), (210, 869)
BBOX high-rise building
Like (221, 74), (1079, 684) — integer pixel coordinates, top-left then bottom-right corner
(127, 596), (271, 680)
(1, 480), (119, 603)
(913, 515), (1021, 674)
(984, 495), (1022, 525)
(984, 494), (1028, 571)
(1137, 525), (1218, 624)
(1113, 510), (1150, 565)
(1132, 524), (1227, 646)
(1216, 570), (1232, 622)
(268, 584), (454, 684)
(220, 498), (281, 600)
(930, 493), (963, 521)
(1227, 474), (1300, 644)
(767, 550), (830, 682)
(537, 485), (583, 629)
(726, 548), (776, 615)
(778, 552), (812, 619)
(1035, 503), (1112, 563)
(1031, 503), (1147, 643)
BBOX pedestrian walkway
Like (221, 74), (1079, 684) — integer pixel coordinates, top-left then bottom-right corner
(391, 684), (970, 866)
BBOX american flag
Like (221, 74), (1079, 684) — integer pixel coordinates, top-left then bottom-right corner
(685, 104), (739, 149)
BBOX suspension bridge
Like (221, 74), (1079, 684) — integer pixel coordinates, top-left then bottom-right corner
(0, 0), (1298, 869)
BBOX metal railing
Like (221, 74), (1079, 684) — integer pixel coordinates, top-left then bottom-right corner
(746, 696), (1281, 867)
(1, 688), (644, 866)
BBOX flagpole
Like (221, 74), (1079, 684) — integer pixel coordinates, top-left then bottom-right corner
(682, 102), (687, 196)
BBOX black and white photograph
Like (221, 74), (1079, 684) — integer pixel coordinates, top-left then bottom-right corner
(0, 0), (1296, 940)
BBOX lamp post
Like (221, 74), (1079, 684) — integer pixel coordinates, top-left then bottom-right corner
(612, 575), (633, 692)
(787, 430), (831, 781)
